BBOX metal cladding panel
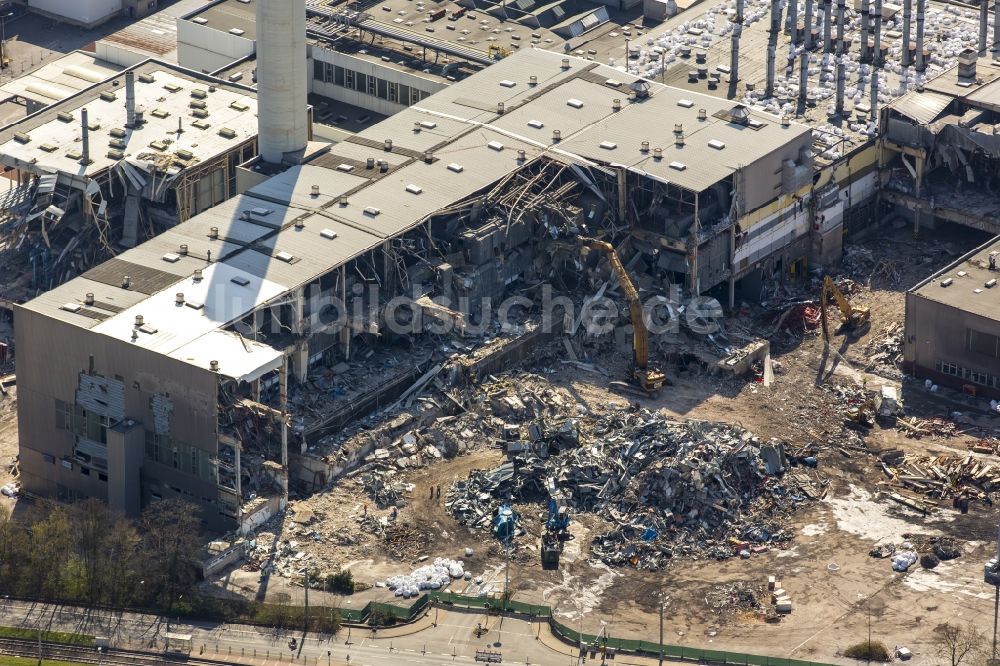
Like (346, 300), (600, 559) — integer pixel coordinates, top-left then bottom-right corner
(890, 90), (954, 124)
(151, 393), (174, 436)
(76, 372), (127, 421)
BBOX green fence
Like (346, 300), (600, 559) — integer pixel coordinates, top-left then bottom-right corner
(340, 591), (837, 666)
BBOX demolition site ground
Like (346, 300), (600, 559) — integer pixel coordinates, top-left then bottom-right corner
(3, 228), (999, 663)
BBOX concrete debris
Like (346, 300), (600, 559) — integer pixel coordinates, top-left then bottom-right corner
(448, 408), (815, 568)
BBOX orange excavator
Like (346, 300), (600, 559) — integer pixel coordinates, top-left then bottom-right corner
(582, 238), (667, 397)
(820, 276), (870, 343)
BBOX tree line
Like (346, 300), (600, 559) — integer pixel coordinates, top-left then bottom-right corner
(0, 498), (201, 610)
(0, 498), (342, 633)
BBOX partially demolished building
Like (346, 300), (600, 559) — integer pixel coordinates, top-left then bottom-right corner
(16, 42), (866, 531)
(0, 59), (261, 305)
(881, 51), (1000, 237)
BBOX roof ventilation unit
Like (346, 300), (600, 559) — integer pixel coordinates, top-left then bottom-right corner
(406, 184), (423, 194)
(552, 129), (561, 142)
(364, 206), (381, 217)
(85, 293), (95, 306)
(698, 108), (707, 121)
(122, 276), (132, 289)
(321, 229), (338, 240)
(561, 58), (570, 69)
(529, 75), (538, 85)
(612, 98), (621, 111)
(641, 140), (650, 152)
(567, 98), (584, 109)
(311, 185), (321, 197)
(218, 127), (237, 139)
(176, 293), (185, 306)
(941, 278), (954, 287)
(497, 101), (505, 114)
(384, 138), (393, 151)
(179, 244), (189, 255)
(209, 226), (219, 239)
(675, 134), (685, 146)
(210, 360), (219, 372)
(447, 163), (464, 173)
(488, 140), (504, 151)
(653, 147), (663, 160)
(135, 315), (145, 327)
(424, 151), (434, 163)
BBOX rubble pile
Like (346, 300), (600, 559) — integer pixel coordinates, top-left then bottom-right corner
(449, 408), (815, 568)
(705, 581), (765, 616)
(869, 536), (960, 572)
(884, 451), (1000, 503)
(862, 322), (903, 378)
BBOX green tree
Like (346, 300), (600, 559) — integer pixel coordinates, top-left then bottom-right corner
(0, 504), (26, 593)
(24, 506), (73, 600)
(139, 499), (202, 609)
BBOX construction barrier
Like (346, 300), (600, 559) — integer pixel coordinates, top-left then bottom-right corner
(336, 591), (838, 666)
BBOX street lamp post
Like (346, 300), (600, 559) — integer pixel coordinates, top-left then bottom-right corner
(657, 594), (669, 666)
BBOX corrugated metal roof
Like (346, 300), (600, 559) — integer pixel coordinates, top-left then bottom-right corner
(890, 90), (954, 124)
(223, 212), (381, 287)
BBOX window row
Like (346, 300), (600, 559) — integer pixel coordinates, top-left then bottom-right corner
(314, 60), (432, 106)
(936, 360), (999, 387)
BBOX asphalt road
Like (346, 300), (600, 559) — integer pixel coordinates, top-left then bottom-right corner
(0, 598), (589, 666)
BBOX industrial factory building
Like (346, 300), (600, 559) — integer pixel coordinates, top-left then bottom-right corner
(880, 51), (1000, 237)
(15, 11), (844, 529)
(904, 237), (1000, 399)
(0, 59), (262, 303)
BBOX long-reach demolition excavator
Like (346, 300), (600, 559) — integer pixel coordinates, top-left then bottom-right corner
(581, 238), (667, 397)
(820, 276), (870, 343)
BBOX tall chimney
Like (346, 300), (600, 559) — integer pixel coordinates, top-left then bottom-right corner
(872, 0), (883, 66)
(836, 56), (846, 117)
(860, 0), (871, 62)
(803, 0), (814, 50)
(729, 0), (744, 98)
(125, 70), (136, 128)
(81, 107), (90, 163)
(256, 0), (309, 163)
(916, 0), (926, 71)
(767, 0), (781, 96)
(799, 45), (809, 111)
(836, 0), (847, 55)
(870, 68), (878, 122)
(981, 0), (989, 52)
(787, 0), (799, 42)
(823, 0), (833, 52)
(902, 0), (912, 66)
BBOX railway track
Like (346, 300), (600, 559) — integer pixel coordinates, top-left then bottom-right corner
(0, 637), (236, 666)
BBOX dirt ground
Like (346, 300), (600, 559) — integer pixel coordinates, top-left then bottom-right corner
(202, 226), (1000, 664)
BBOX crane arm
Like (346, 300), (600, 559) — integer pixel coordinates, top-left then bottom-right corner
(581, 238), (649, 371)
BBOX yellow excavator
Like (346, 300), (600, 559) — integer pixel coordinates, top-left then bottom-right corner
(582, 238), (667, 396)
(820, 276), (870, 342)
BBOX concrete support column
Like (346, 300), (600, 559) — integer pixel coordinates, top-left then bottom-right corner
(339, 265), (351, 360)
(291, 288), (308, 383)
(916, 0), (926, 72)
(106, 420), (143, 518)
(279, 357), (289, 494)
(234, 441), (242, 514)
(902, 0), (912, 66)
(617, 168), (627, 222)
(688, 197), (701, 296)
(913, 154), (925, 237)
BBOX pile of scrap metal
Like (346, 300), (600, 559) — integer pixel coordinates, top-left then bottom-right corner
(448, 408), (815, 569)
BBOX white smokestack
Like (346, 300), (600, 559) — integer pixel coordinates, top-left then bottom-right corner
(256, 0), (309, 164)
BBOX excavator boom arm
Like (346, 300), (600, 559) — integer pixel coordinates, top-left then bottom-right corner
(582, 238), (649, 370)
